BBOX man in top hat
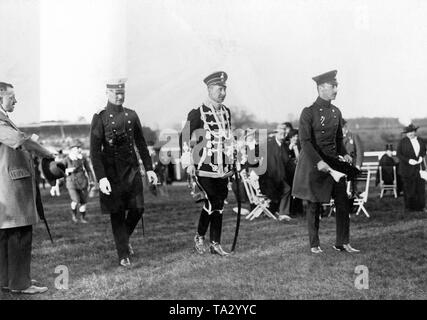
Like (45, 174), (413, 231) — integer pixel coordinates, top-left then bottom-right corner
(180, 71), (235, 256)
(0, 82), (55, 294)
(90, 78), (158, 267)
(64, 140), (95, 223)
(292, 70), (360, 254)
(397, 124), (426, 212)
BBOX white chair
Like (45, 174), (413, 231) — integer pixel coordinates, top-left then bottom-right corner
(352, 169), (371, 217)
(379, 165), (397, 198)
(323, 169), (371, 218)
(239, 170), (277, 221)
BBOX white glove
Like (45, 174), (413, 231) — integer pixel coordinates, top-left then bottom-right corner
(409, 159), (418, 165)
(146, 170), (158, 185)
(418, 156), (423, 164)
(99, 177), (112, 195)
(65, 167), (75, 176)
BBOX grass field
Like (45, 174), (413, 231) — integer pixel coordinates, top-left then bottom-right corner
(1, 183), (426, 300)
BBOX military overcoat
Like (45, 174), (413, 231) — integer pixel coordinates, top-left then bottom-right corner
(90, 102), (153, 214)
(292, 97), (347, 203)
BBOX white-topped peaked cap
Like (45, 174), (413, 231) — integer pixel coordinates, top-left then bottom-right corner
(106, 78), (127, 90)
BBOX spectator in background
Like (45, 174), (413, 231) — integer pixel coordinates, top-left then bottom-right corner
(232, 128), (263, 215)
(285, 129), (304, 216)
(283, 122), (294, 143)
(376, 144), (403, 195)
(50, 149), (65, 196)
(342, 119), (364, 196)
(64, 140), (95, 223)
(397, 124), (427, 212)
(342, 119), (364, 170)
(258, 124), (292, 221)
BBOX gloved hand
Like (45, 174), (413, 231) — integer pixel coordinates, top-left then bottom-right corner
(65, 167), (75, 176)
(317, 160), (331, 172)
(99, 177), (112, 195)
(146, 170), (158, 185)
(418, 156), (424, 164)
(409, 159), (418, 165)
(343, 154), (353, 163)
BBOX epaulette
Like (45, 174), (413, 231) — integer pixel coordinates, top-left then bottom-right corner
(123, 107), (135, 114)
(95, 107), (105, 115)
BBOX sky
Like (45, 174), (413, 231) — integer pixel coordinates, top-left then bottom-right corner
(1, 0), (427, 128)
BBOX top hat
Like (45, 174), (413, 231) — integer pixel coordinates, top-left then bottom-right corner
(402, 123), (419, 133)
(41, 158), (66, 182)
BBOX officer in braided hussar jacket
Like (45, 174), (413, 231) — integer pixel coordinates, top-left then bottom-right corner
(90, 79), (158, 267)
(180, 71), (235, 256)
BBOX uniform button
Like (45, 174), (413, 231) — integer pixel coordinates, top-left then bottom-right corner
(125, 113), (128, 116)
(129, 128), (132, 131)
(319, 108), (323, 111)
(110, 114), (113, 117)
(128, 120), (131, 124)
(322, 130), (325, 134)
(322, 124), (325, 126)
(113, 129), (117, 133)
(332, 109), (335, 112)
(334, 116), (336, 118)
(112, 121), (115, 124)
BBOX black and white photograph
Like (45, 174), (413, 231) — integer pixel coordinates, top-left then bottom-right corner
(0, 0), (426, 306)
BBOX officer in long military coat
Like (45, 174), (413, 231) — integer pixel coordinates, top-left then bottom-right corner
(90, 79), (158, 267)
(292, 70), (360, 254)
(180, 71), (234, 256)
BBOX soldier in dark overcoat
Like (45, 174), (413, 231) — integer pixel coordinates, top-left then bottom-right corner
(292, 70), (360, 254)
(90, 79), (158, 267)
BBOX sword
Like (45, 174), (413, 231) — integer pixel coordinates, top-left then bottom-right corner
(231, 155), (242, 252)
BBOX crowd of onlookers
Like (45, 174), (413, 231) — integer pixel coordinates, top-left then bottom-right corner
(34, 121), (427, 224)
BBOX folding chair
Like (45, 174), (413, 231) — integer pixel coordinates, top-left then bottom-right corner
(239, 170), (277, 221)
(323, 169), (371, 218)
(379, 165), (397, 198)
(353, 169), (371, 217)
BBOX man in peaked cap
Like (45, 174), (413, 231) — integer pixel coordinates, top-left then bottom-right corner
(90, 78), (158, 267)
(292, 70), (361, 254)
(180, 71), (234, 256)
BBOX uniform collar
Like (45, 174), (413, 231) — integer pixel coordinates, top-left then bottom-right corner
(205, 97), (223, 110)
(0, 107), (8, 118)
(106, 101), (124, 112)
(314, 96), (332, 108)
